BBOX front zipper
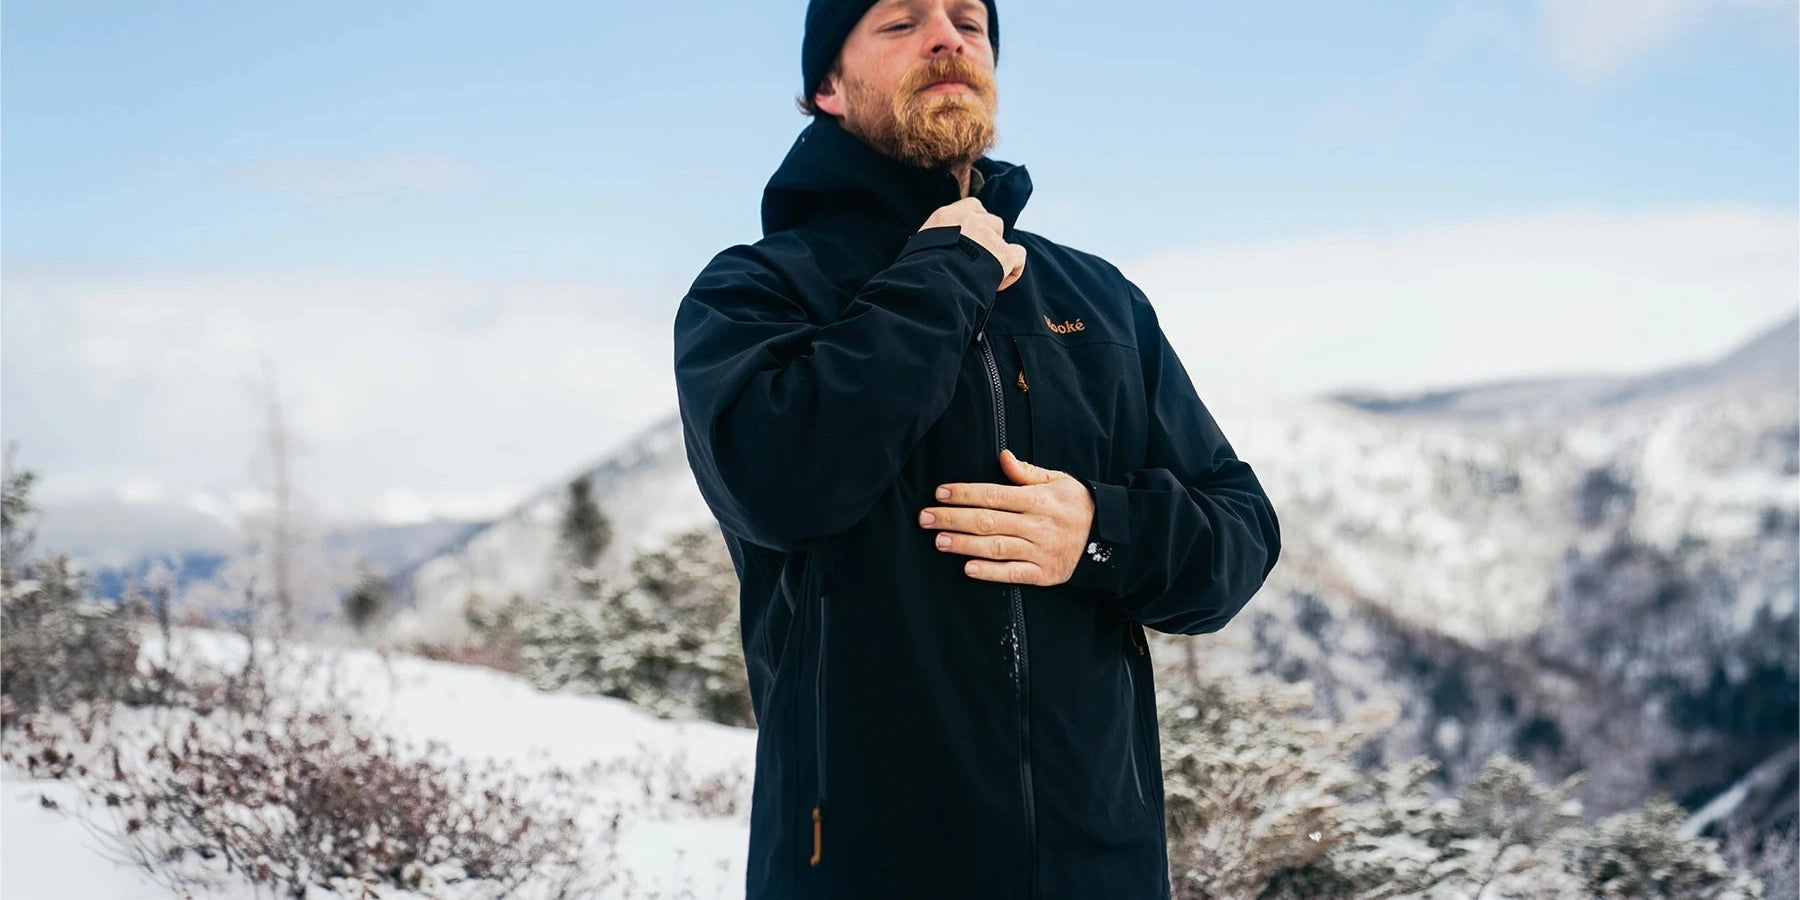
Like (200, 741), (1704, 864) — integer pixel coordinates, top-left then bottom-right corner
(811, 591), (829, 866)
(979, 328), (1037, 895)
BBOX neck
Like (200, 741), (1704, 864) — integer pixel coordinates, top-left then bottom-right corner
(952, 161), (973, 198)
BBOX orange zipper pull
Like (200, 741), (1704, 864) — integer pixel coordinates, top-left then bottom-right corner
(811, 806), (823, 865)
(1016, 369), (1029, 392)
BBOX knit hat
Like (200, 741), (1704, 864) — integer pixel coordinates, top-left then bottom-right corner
(802, 0), (1000, 111)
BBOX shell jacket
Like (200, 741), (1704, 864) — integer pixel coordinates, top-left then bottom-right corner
(672, 114), (1282, 900)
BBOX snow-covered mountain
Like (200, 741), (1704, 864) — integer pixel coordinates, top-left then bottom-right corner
(1226, 311), (1797, 842)
(387, 415), (715, 644)
(389, 311), (1796, 843)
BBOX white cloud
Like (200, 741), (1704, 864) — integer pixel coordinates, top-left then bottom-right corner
(4, 266), (676, 524)
(1538, 0), (1795, 80)
(1118, 204), (1798, 397)
(371, 485), (534, 525)
(115, 477), (169, 504)
(10, 206), (1794, 527)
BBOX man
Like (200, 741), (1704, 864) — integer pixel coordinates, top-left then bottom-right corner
(671, 1), (1282, 897)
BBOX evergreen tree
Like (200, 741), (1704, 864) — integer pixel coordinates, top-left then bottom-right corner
(559, 475), (612, 571)
(342, 561), (390, 634)
(2, 441), (39, 589)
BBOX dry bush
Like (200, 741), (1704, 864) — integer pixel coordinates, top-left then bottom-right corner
(410, 639), (526, 676)
(597, 741), (750, 820)
(5, 696), (611, 900)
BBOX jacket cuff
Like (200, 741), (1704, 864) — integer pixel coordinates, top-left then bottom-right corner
(1066, 478), (1130, 596)
(898, 226), (1006, 283)
(895, 225), (1006, 342)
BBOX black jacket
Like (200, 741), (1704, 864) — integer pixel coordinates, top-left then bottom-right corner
(673, 114), (1281, 900)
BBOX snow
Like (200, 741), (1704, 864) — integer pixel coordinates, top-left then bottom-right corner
(2, 626), (759, 899)
(3, 778), (176, 900)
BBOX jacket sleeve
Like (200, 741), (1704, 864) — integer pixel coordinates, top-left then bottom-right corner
(1061, 278), (1281, 635)
(674, 225), (1006, 553)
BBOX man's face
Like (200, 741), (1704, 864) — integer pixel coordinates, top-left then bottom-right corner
(814, 0), (998, 171)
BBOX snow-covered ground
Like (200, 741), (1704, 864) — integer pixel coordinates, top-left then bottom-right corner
(1, 625), (758, 899)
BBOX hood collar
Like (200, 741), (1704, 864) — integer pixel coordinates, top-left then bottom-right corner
(760, 114), (1032, 238)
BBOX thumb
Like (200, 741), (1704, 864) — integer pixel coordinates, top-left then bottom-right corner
(1000, 448), (1055, 485)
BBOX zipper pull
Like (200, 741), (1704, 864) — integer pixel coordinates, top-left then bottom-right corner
(811, 806), (823, 865)
(1016, 369), (1029, 392)
(1129, 622), (1148, 656)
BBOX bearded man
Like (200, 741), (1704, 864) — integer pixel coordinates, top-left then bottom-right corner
(672, 1), (1282, 897)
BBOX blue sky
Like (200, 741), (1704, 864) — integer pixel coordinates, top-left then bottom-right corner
(4, 0), (1796, 526)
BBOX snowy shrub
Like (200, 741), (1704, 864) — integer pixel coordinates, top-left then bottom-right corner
(1721, 817), (1797, 900)
(1569, 794), (1766, 900)
(496, 525), (753, 728)
(1158, 671), (1399, 899)
(1, 554), (150, 718)
(1156, 664), (1767, 899)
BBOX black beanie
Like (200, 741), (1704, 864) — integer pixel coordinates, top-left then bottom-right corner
(802, 0), (1000, 110)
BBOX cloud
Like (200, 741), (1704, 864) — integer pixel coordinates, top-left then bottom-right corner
(1538, 0), (1795, 80)
(3, 266), (675, 524)
(1117, 204), (1798, 398)
(222, 153), (491, 201)
(9, 207), (1795, 528)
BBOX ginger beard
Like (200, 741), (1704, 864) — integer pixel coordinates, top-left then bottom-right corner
(836, 57), (998, 171)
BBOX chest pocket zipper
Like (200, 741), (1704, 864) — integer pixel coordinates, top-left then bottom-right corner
(811, 591), (829, 866)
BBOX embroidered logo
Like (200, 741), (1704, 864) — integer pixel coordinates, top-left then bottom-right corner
(1044, 314), (1086, 335)
(1085, 540), (1112, 563)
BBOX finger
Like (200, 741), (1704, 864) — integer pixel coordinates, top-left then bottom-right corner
(999, 248), (1026, 291)
(934, 481), (1038, 513)
(932, 530), (1038, 563)
(999, 449), (1056, 486)
(919, 505), (1034, 537)
(962, 558), (1046, 585)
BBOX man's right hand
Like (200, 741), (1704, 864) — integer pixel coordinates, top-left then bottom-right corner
(920, 197), (1027, 291)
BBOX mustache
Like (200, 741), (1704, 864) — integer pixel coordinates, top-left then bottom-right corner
(897, 58), (995, 99)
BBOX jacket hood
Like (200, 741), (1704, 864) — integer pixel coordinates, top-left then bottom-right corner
(760, 114), (1032, 238)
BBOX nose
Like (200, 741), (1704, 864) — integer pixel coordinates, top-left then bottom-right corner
(921, 8), (969, 58)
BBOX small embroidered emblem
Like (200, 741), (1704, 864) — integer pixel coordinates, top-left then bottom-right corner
(1085, 540), (1112, 563)
(1044, 314), (1086, 335)
(1016, 370), (1028, 392)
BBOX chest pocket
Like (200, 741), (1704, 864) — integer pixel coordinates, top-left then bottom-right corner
(1011, 333), (1147, 486)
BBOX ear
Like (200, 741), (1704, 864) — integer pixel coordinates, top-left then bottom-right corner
(814, 70), (846, 118)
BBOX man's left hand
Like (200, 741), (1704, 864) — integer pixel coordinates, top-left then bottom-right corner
(918, 449), (1095, 586)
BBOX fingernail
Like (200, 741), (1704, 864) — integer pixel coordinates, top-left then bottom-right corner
(936, 534), (950, 549)
(965, 561), (979, 575)
(936, 487), (950, 500)
(919, 510), (935, 525)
